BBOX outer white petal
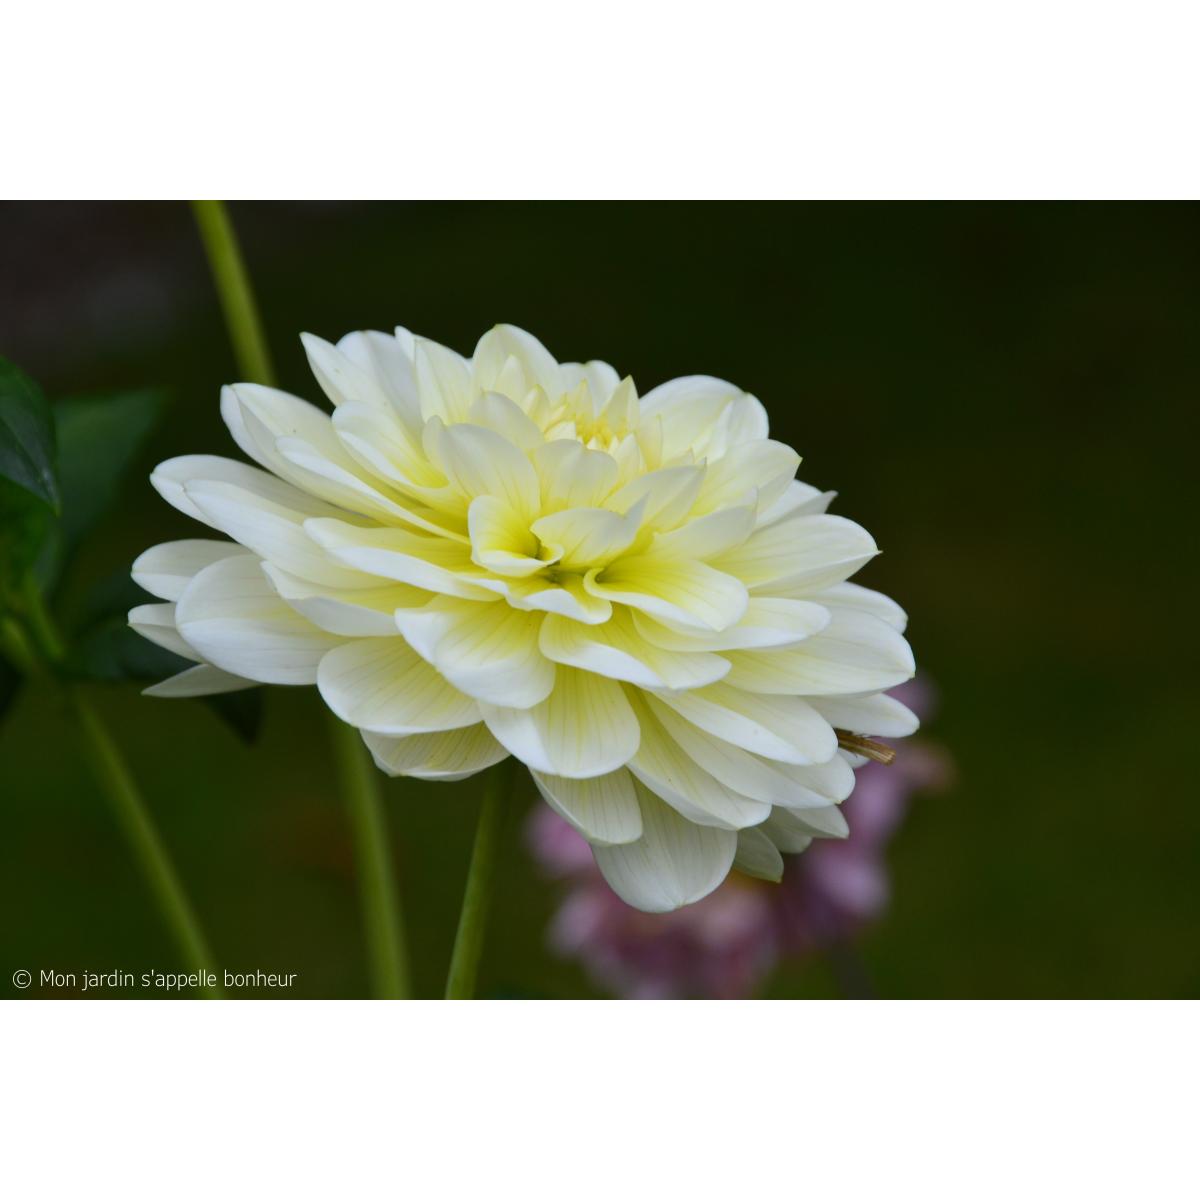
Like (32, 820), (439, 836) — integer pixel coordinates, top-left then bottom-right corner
(815, 581), (909, 632)
(733, 827), (785, 882)
(129, 602), (203, 663)
(584, 557), (748, 632)
(712, 513), (878, 594)
(763, 809), (815, 854)
(722, 610), (915, 696)
(532, 769), (642, 846)
(479, 667), (639, 779)
(644, 694), (845, 810)
(394, 598), (555, 709)
(335, 328), (422, 432)
(175, 556), (347, 685)
(626, 693), (770, 830)
(809, 692), (920, 738)
(362, 723), (508, 780)
(142, 664), (257, 698)
(592, 781), (737, 913)
(132, 540), (252, 601)
(773, 803), (849, 840)
(606, 465), (704, 530)
(260, 563), (425, 637)
(150, 454), (327, 526)
(653, 681), (837, 766)
(756, 480), (836, 526)
(316, 638), (480, 735)
(538, 610), (728, 690)
(632, 597), (829, 652)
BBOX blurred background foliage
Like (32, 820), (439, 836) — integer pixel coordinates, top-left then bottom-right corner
(1, 201), (1197, 998)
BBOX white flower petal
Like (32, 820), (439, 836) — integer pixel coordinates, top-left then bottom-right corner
(394, 598), (555, 708)
(633, 597), (829, 652)
(626, 693), (770, 830)
(649, 504), (756, 561)
(362, 723), (507, 780)
(539, 610), (729, 690)
(809, 692), (920, 738)
(414, 338), (475, 425)
(184, 478), (374, 589)
(815, 581), (909, 632)
(260, 563), (425, 637)
(132, 539), (251, 601)
(479, 667), (639, 779)
(142, 663), (257, 698)
(722, 610), (915, 696)
(644, 694), (845, 810)
(532, 768), (642, 846)
(304, 518), (495, 600)
(584, 557), (748, 632)
(712, 513), (878, 594)
(651, 681), (837, 765)
(693, 440), (799, 515)
(472, 324), (562, 402)
(733, 827), (784, 882)
(773, 803), (849, 840)
(175, 556), (347, 685)
(592, 781), (737, 913)
(128, 603), (201, 662)
(763, 809), (816, 854)
(530, 504), (644, 571)
(427, 420), (540, 518)
(467, 496), (546, 577)
(488, 574), (613, 625)
(317, 638), (480, 735)
(755, 479), (836, 526)
(531, 441), (619, 510)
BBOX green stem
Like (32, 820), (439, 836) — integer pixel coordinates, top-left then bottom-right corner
(68, 687), (223, 998)
(190, 200), (278, 387)
(20, 583), (222, 997)
(444, 760), (515, 1000)
(328, 716), (410, 998)
(190, 198), (411, 998)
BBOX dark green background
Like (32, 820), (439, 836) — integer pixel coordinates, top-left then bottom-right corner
(2, 202), (1196, 998)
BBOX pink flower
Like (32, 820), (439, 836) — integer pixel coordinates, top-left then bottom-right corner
(526, 679), (952, 998)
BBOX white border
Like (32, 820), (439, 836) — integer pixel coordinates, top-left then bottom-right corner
(3, 1000), (1195, 1196)
(4, 2), (1199, 198)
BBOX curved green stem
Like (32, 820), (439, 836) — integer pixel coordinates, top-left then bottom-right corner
(68, 687), (223, 997)
(190, 201), (277, 387)
(20, 583), (221, 997)
(329, 717), (410, 998)
(445, 760), (515, 1000)
(190, 199), (411, 998)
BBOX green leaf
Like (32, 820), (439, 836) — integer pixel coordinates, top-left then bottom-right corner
(0, 475), (55, 594)
(54, 388), (167, 554)
(0, 359), (59, 512)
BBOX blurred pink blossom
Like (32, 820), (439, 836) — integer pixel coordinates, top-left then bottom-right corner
(527, 679), (952, 998)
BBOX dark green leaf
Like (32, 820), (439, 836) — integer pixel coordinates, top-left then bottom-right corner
(0, 475), (55, 594)
(62, 616), (190, 683)
(0, 358), (59, 511)
(54, 388), (167, 554)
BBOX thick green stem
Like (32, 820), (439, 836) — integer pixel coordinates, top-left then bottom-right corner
(69, 687), (223, 997)
(329, 716), (410, 998)
(190, 201), (278, 387)
(444, 760), (515, 1000)
(190, 198), (411, 998)
(19, 583), (221, 997)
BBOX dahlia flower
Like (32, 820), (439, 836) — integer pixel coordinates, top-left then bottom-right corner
(129, 324), (915, 912)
